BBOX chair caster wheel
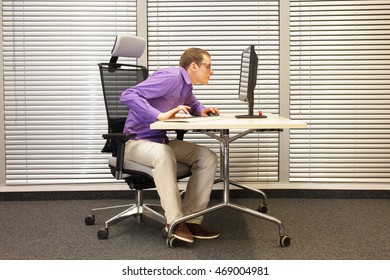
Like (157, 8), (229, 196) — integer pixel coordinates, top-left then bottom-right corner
(258, 205), (268, 213)
(279, 235), (291, 247)
(84, 215), (95, 225)
(97, 228), (109, 239)
(166, 237), (182, 248)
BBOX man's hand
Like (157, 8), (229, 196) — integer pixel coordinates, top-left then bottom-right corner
(200, 107), (220, 116)
(157, 105), (191, 121)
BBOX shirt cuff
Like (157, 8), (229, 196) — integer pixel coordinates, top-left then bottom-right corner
(149, 107), (161, 121)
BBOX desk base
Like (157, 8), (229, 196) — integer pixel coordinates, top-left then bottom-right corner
(166, 179), (291, 248)
(165, 128), (291, 248)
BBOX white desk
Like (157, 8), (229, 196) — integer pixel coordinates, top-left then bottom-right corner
(151, 113), (307, 247)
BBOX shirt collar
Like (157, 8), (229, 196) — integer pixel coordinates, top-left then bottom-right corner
(179, 66), (192, 85)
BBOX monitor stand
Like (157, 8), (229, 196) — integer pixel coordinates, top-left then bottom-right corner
(235, 102), (267, 118)
(235, 114), (267, 119)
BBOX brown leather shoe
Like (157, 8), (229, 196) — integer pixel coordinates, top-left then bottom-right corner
(186, 223), (220, 239)
(165, 223), (194, 243)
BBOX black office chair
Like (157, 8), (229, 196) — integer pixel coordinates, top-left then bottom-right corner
(84, 35), (191, 240)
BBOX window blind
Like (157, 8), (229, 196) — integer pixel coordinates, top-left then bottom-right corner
(290, 1), (390, 183)
(147, 0), (280, 182)
(2, 0), (137, 185)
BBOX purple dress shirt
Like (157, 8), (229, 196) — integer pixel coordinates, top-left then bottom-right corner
(120, 66), (206, 143)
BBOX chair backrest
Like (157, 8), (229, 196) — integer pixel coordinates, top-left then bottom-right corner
(99, 35), (148, 152)
(99, 63), (148, 128)
(99, 63), (148, 152)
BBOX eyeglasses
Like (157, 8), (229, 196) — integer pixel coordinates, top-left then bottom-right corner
(199, 63), (212, 70)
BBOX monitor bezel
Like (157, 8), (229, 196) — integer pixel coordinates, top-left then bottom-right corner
(236, 45), (266, 119)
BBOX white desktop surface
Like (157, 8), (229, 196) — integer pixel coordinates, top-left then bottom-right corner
(150, 113), (307, 130)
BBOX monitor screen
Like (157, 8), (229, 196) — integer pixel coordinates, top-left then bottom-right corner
(236, 45), (266, 118)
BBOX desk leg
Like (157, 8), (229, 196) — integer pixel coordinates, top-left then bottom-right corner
(228, 180), (268, 213)
(166, 129), (291, 248)
(213, 130), (268, 210)
(213, 130), (225, 185)
(221, 129), (230, 203)
(220, 129), (290, 246)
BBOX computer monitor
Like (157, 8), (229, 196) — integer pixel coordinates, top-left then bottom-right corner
(235, 45), (267, 119)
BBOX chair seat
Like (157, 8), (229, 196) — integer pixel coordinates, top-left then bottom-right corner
(108, 157), (191, 179)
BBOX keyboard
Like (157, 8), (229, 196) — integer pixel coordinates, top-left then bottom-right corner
(162, 115), (222, 122)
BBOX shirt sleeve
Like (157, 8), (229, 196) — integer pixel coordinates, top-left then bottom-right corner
(184, 92), (206, 116)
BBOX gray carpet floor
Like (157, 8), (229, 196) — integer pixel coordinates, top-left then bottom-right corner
(1, 192), (389, 260)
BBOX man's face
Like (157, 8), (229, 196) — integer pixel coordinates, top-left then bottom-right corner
(190, 55), (214, 84)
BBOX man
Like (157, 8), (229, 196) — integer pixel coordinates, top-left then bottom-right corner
(120, 48), (220, 243)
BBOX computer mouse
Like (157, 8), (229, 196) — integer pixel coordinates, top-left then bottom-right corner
(208, 112), (217, 116)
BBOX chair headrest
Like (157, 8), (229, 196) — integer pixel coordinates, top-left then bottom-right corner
(110, 35), (146, 63)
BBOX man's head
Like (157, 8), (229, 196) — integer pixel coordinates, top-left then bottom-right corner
(179, 48), (213, 85)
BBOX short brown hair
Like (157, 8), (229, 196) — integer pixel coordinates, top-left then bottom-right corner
(179, 48), (210, 69)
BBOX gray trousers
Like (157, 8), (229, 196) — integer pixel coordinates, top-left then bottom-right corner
(124, 139), (218, 224)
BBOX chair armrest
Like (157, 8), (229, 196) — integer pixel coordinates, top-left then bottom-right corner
(102, 132), (136, 141)
(102, 133), (136, 180)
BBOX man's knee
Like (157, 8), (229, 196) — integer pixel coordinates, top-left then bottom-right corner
(199, 146), (218, 167)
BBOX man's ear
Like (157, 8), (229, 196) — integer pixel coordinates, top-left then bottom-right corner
(190, 62), (198, 71)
